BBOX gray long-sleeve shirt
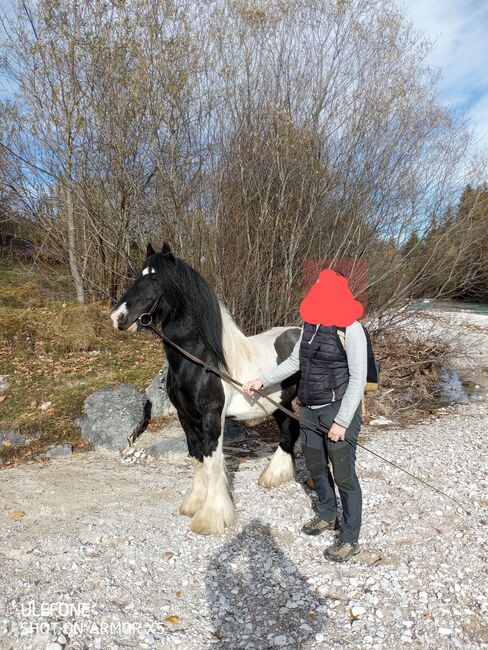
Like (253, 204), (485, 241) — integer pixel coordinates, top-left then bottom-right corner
(260, 321), (367, 428)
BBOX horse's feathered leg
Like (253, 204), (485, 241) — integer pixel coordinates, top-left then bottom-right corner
(190, 410), (235, 535)
(177, 414), (207, 517)
(258, 405), (300, 488)
(179, 457), (207, 516)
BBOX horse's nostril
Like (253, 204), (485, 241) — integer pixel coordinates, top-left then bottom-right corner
(111, 301), (130, 330)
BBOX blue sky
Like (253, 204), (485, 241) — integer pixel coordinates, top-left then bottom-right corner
(402, 0), (488, 151)
(1, 0), (488, 151)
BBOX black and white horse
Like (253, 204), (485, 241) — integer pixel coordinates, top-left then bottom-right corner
(111, 243), (301, 535)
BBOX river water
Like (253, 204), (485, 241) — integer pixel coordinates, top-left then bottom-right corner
(409, 298), (488, 316)
(408, 298), (488, 407)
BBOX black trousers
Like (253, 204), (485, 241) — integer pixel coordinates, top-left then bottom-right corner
(300, 399), (362, 543)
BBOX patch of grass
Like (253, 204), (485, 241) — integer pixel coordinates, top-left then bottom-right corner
(0, 257), (164, 465)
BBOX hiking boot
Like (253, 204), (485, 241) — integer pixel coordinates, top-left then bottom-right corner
(324, 540), (360, 563)
(301, 515), (339, 536)
(304, 477), (316, 491)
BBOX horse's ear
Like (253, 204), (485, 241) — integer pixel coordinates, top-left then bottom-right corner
(162, 241), (175, 264)
(146, 242), (156, 257)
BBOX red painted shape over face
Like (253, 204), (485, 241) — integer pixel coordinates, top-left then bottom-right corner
(299, 269), (364, 327)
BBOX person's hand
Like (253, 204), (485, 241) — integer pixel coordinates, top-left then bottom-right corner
(328, 422), (346, 442)
(242, 379), (263, 396)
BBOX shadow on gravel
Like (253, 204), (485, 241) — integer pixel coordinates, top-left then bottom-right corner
(205, 518), (326, 649)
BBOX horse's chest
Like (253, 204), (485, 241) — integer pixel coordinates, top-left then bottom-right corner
(167, 365), (225, 415)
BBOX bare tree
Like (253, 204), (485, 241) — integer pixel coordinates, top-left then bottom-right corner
(0, 0), (478, 327)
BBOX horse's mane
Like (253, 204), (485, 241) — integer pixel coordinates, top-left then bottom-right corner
(152, 254), (253, 374)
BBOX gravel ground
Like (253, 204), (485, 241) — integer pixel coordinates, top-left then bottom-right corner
(1, 312), (488, 650)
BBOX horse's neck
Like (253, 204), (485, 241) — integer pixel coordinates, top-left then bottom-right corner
(219, 301), (255, 376)
(158, 303), (254, 376)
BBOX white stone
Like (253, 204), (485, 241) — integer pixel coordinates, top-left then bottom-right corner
(438, 628), (453, 636)
(350, 605), (366, 618)
(369, 417), (394, 425)
(274, 635), (288, 646)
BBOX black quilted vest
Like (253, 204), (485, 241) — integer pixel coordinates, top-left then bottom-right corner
(298, 322), (349, 406)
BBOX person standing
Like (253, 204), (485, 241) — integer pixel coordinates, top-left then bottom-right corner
(243, 271), (367, 563)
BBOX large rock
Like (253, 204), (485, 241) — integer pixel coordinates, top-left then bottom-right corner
(0, 429), (29, 449)
(41, 444), (74, 458)
(145, 361), (177, 418)
(79, 384), (148, 450)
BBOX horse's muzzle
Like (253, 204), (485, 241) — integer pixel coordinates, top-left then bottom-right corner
(111, 302), (138, 333)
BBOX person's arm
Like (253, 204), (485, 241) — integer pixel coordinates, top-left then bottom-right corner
(333, 321), (367, 428)
(258, 328), (303, 388)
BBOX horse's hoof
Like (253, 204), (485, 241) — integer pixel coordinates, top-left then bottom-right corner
(258, 448), (294, 489)
(190, 508), (226, 535)
(179, 495), (204, 517)
(257, 471), (277, 489)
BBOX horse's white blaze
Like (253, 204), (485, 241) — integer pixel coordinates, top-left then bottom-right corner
(190, 399), (235, 535)
(142, 266), (156, 276)
(258, 445), (294, 489)
(179, 458), (208, 517)
(110, 301), (128, 329)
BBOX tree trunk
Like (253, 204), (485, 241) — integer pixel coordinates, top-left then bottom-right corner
(66, 181), (85, 303)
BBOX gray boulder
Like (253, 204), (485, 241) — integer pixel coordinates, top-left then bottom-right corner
(41, 444), (74, 458)
(0, 429), (29, 449)
(145, 361), (177, 418)
(79, 384), (148, 450)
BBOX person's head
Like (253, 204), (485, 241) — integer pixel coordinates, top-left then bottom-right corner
(299, 268), (363, 327)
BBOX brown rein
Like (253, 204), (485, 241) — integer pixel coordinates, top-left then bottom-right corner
(137, 312), (471, 516)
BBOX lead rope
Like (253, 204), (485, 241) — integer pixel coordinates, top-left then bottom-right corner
(136, 315), (471, 517)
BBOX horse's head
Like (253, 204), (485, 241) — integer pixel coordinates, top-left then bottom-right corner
(110, 241), (175, 332)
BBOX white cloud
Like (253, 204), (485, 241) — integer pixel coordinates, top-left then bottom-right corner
(402, 0), (488, 150)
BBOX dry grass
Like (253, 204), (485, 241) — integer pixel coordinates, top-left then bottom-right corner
(0, 257), (164, 465)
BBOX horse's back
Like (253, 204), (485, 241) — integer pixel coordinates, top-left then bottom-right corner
(224, 325), (301, 421)
(247, 325), (301, 359)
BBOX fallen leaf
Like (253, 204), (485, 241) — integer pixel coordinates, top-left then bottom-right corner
(164, 615), (181, 624)
(176, 591), (182, 597)
(9, 511), (26, 520)
(163, 552), (175, 560)
(210, 630), (223, 639)
(0, 395), (5, 403)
